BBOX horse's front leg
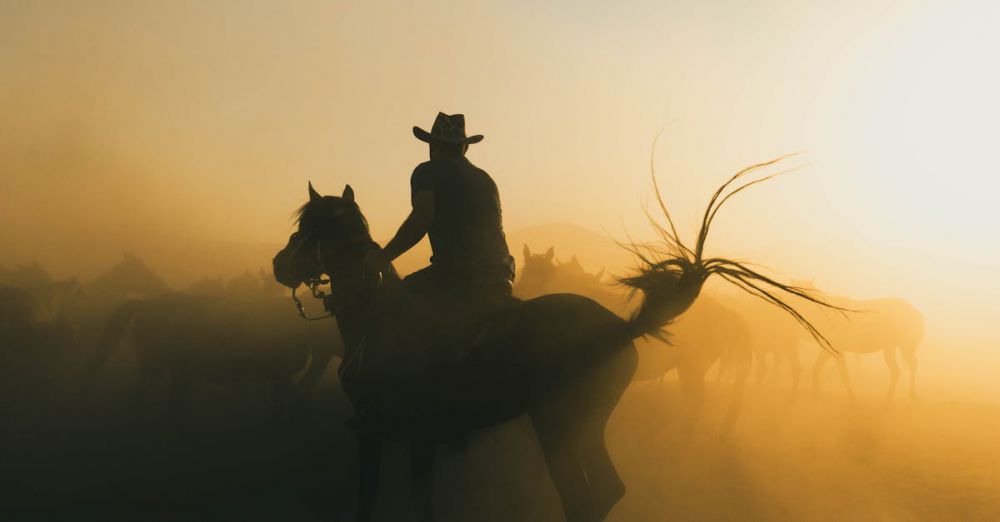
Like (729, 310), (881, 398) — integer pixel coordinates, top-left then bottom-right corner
(410, 438), (436, 522)
(357, 431), (383, 522)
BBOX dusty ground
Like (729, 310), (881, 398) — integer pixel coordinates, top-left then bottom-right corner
(2, 366), (998, 521)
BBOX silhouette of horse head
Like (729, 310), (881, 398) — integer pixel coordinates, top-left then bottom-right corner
(515, 245), (557, 298)
(273, 183), (400, 319)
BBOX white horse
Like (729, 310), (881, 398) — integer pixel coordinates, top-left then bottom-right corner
(805, 289), (924, 402)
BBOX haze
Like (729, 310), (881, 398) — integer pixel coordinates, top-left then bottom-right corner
(2, 0), (999, 399)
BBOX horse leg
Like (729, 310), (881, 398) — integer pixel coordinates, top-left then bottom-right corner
(409, 439), (436, 522)
(833, 354), (855, 404)
(678, 365), (706, 438)
(530, 410), (595, 522)
(882, 347), (900, 404)
(902, 349), (918, 401)
(579, 345), (635, 520)
(720, 347), (750, 439)
(357, 432), (383, 522)
(298, 345), (335, 399)
(579, 419), (624, 521)
(811, 350), (831, 400)
(788, 346), (802, 399)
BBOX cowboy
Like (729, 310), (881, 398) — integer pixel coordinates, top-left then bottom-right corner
(365, 113), (514, 365)
(371, 112), (514, 301)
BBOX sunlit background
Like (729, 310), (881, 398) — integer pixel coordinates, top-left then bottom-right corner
(2, 0), (998, 397)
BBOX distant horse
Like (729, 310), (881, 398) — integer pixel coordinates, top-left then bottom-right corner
(185, 270), (339, 398)
(274, 158), (834, 522)
(636, 295), (752, 436)
(515, 246), (622, 312)
(0, 280), (81, 444)
(89, 293), (336, 415)
(83, 252), (170, 303)
(517, 246), (752, 436)
(716, 293), (803, 394)
(800, 286), (924, 402)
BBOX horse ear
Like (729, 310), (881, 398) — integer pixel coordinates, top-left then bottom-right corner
(523, 244), (531, 260)
(544, 247), (555, 262)
(342, 184), (355, 202)
(308, 182), (322, 202)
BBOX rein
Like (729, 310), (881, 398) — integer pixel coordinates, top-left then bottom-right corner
(291, 279), (334, 321)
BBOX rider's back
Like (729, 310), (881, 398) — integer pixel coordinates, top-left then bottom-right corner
(411, 157), (512, 277)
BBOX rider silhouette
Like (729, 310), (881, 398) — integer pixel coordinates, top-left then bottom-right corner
(370, 112), (515, 363)
(373, 112), (514, 301)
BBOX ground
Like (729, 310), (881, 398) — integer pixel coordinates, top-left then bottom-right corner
(2, 367), (998, 521)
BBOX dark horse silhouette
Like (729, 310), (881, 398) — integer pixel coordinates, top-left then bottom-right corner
(272, 155), (839, 522)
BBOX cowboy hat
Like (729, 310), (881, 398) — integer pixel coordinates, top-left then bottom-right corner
(413, 112), (484, 145)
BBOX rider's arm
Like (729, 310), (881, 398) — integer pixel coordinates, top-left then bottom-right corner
(381, 190), (434, 262)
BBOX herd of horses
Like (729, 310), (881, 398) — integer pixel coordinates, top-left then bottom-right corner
(0, 176), (924, 522)
(0, 257), (339, 424)
(518, 245), (924, 429)
(0, 247), (924, 522)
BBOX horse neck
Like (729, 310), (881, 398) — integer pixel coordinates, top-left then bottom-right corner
(330, 245), (400, 352)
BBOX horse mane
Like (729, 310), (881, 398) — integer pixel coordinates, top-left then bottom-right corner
(295, 198), (372, 237)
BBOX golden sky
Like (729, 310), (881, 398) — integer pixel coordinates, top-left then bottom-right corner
(2, 1), (998, 354)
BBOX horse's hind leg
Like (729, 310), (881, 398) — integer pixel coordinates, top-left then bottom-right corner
(811, 350), (831, 400)
(833, 355), (855, 404)
(788, 346), (803, 398)
(720, 347), (750, 439)
(882, 347), (900, 404)
(530, 410), (595, 522)
(579, 419), (624, 521)
(902, 348), (918, 400)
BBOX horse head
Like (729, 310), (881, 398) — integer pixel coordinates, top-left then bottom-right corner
(273, 183), (391, 316)
(515, 245), (557, 298)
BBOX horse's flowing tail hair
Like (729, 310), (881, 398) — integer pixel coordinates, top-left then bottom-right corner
(616, 135), (850, 352)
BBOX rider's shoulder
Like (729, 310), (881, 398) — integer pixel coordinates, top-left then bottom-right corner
(411, 160), (435, 179)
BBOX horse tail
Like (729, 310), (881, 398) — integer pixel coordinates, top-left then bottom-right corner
(619, 285), (700, 343)
(88, 299), (142, 380)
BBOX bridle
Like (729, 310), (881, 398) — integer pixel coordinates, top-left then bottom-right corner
(291, 279), (333, 321)
(284, 218), (385, 322)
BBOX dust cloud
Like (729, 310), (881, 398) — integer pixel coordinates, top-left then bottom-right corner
(2, 1), (999, 521)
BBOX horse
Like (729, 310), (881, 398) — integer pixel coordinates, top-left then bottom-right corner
(0, 278), (81, 447)
(714, 292), (803, 395)
(516, 246), (752, 437)
(515, 246), (622, 311)
(800, 287), (924, 403)
(89, 292), (337, 416)
(273, 155), (835, 522)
